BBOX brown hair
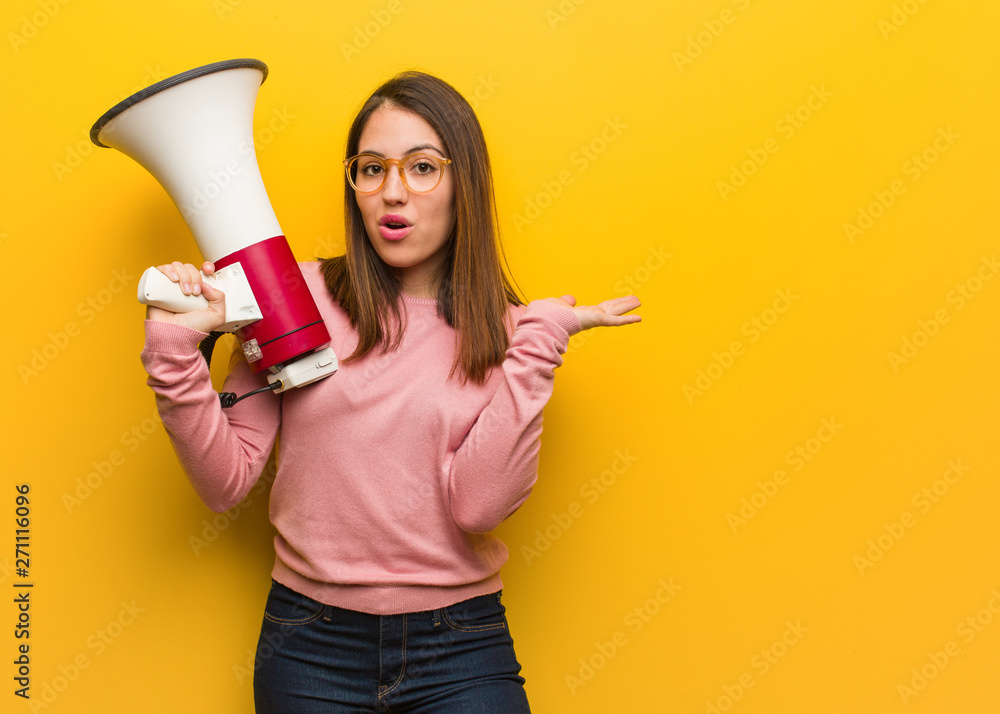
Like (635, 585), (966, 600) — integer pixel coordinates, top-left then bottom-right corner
(320, 71), (522, 383)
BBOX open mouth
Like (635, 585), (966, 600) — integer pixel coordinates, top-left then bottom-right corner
(380, 214), (411, 227)
(378, 216), (412, 240)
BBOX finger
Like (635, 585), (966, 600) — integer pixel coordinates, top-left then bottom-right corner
(559, 294), (577, 306)
(201, 281), (225, 302)
(184, 262), (205, 296)
(156, 263), (179, 281)
(605, 313), (642, 325)
(582, 312), (641, 329)
(174, 262), (204, 295)
(170, 261), (193, 294)
(599, 295), (641, 316)
(201, 261), (216, 277)
(201, 283), (228, 328)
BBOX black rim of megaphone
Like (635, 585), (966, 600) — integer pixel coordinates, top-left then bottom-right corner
(90, 58), (269, 148)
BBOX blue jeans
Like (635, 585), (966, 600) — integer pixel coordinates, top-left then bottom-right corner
(253, 580), (531, 713)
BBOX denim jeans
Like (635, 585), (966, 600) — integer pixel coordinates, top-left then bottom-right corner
(253, 580), (531, 713)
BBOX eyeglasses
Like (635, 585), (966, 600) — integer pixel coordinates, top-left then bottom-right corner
(344, 152), (452, 194)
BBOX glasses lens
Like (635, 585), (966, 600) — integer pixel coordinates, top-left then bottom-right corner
(349, 155), (386, 192)
(401, 154), (444, 192)
(347, 154), (446, 193)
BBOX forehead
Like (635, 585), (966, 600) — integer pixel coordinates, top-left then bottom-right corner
(358, 105), (445, 155)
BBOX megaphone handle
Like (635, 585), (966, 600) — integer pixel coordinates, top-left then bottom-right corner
(137, 266), (211, 312)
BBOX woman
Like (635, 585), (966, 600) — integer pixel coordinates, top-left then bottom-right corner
(142, 71), (640, 712)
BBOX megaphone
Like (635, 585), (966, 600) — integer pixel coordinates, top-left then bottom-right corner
(91, 58), (336, 393)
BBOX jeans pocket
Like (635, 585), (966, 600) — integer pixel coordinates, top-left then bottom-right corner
(441, 591), (508, 633)
(263, 580), (326, 626)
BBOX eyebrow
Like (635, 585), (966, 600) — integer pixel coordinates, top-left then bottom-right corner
(360, 144), (445, 158)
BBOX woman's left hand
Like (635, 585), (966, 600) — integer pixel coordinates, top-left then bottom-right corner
(546, 295), (641, 331)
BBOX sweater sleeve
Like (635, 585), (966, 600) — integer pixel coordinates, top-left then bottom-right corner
(140, 321), (281, 513)
(446, 299), (582, 533)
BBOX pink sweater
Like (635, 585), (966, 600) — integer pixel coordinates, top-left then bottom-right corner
(141, 261), (581, 615)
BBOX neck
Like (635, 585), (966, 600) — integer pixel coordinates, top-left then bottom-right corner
(401, 283), (437, 299)
(397, 268), (441, 300)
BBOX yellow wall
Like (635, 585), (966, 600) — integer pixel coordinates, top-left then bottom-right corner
(3, 0), (998, 711)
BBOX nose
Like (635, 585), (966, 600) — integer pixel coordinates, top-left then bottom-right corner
(380, 161), (408, 203)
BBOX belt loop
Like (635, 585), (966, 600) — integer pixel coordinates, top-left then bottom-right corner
(432, 609), (441, 628)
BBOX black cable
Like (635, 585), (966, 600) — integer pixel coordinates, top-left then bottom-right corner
(198, 331), (281, 408)
(218, 382), (282, 408)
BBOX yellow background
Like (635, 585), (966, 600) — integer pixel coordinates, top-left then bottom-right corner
(2, 0), (998, 711)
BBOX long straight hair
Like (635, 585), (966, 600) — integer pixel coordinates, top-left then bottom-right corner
(321, 71), (522, 383)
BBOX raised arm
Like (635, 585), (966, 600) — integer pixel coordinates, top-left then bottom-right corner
(141, 261), (280, 512)
(447, 294), (640, 533)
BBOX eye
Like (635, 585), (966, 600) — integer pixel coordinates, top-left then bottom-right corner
(408, 157), (439, 175)
(359, 161), (384, 177)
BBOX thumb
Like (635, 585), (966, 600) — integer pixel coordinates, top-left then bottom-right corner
(202, 281), (227, 312)
(559, 294), (577, 306)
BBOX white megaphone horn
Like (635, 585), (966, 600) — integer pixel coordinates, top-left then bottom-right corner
(91, 59), (336, 394)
